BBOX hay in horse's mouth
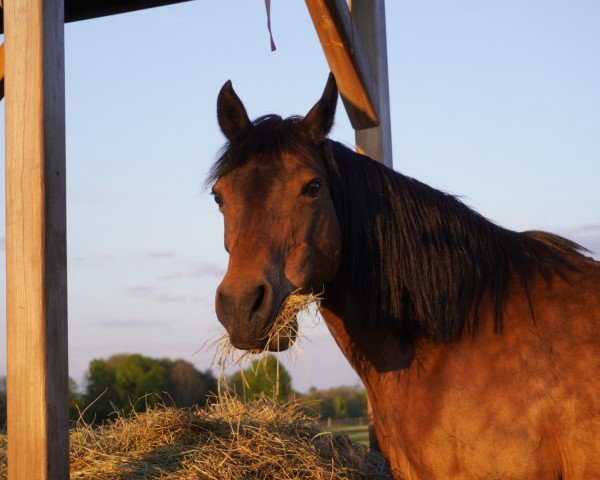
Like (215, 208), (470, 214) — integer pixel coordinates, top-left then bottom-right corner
(210, 291), (322, 369)
(265, 292), (322, 351)
(260, 291), (322, 352)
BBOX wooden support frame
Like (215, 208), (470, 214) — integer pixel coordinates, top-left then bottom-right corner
(4, 0), (70, 477)
(306, 0), (392, 165)
(0, 0), (192, 34)
(351, 0), (393, 167)
(306, 0), (380, 130)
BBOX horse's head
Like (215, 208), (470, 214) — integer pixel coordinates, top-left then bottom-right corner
(210, 75), (341, 351)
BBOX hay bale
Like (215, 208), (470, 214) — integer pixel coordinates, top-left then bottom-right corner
(0, 396), (391, 479)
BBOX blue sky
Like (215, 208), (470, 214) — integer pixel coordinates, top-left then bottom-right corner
(0, 1), (598, 391)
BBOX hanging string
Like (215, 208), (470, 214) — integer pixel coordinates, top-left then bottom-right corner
(264, 0), (277, 51)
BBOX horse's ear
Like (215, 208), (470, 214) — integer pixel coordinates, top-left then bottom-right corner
(303, 73), (338, 141)
(217, 80), (251, 140)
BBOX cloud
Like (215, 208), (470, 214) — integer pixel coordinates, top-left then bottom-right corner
(126, 285), (157, 297)
(154, 292), (192, 303)
(161, 262), (226, 280)
(92, 319), (168, 329)
(125, 285), (203, 304)
(147, 251), (176, 259)
(558, 223), (600, 235)
(556, 223), (600, 259)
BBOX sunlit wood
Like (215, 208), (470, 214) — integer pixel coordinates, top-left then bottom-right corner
(306, 0), (380, 130)
(4, 0), (69, 476)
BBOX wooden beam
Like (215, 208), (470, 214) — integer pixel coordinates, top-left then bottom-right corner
(63, 0), (192, 23)
(4, 0), (70, 477)
(351, 0), (393, 167)
(0, 0), (193, 34)
(306, 0), (380, 129)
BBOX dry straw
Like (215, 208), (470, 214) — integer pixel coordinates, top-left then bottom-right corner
(0, 396), (391, 479)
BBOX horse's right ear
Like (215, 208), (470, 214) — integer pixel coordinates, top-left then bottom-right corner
(217, 80), (251, 140)
(303, 73), (338, 142)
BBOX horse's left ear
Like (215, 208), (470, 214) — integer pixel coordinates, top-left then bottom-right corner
(303, 73), (338, 142)
(217, 80), (252, 140)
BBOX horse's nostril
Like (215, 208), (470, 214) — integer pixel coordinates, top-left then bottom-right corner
(250, 285), (266, 318)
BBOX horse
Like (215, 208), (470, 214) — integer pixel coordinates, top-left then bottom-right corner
(208, 73), (600, 479)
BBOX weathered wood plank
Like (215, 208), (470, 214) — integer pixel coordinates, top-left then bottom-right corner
(4, 0), (70, 477)
(306, 0), (380, 129)
(0, 0), (192, 33)
(351, 0), (393, 167)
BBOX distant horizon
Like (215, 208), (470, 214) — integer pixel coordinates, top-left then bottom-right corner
(64, 349), (367, 396)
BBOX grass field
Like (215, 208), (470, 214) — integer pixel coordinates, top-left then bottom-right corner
(321, 418), (370, 446)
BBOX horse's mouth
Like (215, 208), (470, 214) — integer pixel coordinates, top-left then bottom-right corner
(260, 294), (299, 352)
(264, 317), (298, 352)
(239, 290), (320, 353)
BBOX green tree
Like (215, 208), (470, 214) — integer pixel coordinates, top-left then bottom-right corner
(332, 395), (348, 417)
(228, 355), (292, 403)
(162, 358), (217, 407)
(346, 388), (367, 418)
(84, 353), (169, 423)
(83, 354), (217, 424)
(113, 354), (168, 402)
(69, 377), (85, 421)
(297, 385), (368, 419)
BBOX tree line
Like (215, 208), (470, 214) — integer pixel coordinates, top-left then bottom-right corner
(0, 353), (367, 426)
(228, 356), (368, 420)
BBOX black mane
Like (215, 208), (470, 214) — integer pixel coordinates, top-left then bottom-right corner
(208, 116), (589, 342)
(321, 141), (587, 341)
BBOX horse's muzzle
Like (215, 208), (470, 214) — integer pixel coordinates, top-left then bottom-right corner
(216, 275), (293, 351)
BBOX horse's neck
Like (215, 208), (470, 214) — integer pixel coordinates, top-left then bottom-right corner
(319, 281), (498, 385)
(319, 305), (416, 385)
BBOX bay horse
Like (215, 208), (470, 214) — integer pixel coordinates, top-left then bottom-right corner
(209, 74), (599, 479)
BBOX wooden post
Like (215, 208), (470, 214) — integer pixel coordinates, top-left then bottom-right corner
(4, 0), (69, 477)
(350, 0), (393, 167)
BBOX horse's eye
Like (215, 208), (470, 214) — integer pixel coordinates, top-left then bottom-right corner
(212, 190), (223, 207)
(302, 179), (322, 198)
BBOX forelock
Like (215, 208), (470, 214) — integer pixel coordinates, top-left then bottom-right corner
(206, 115), (313, 186)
